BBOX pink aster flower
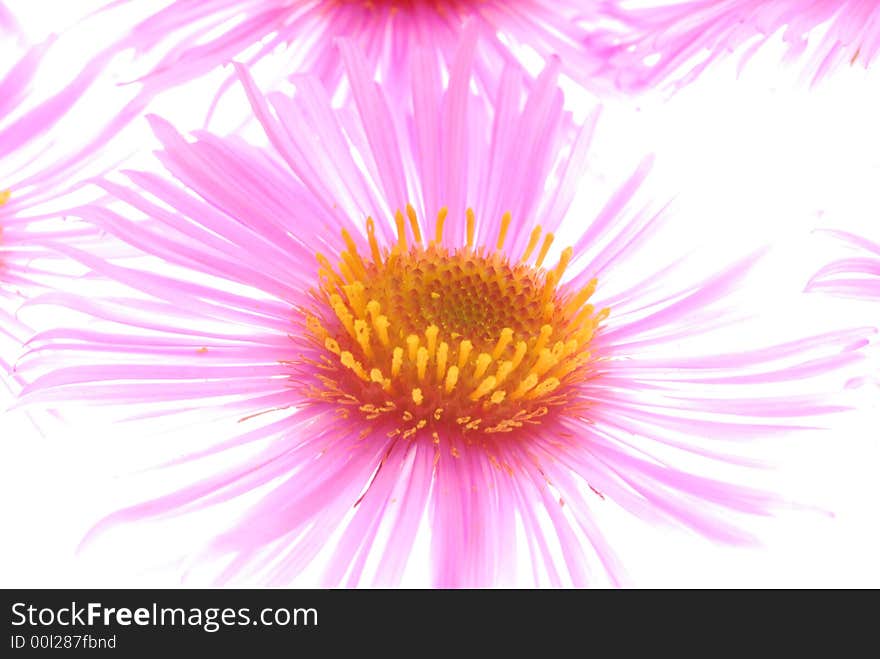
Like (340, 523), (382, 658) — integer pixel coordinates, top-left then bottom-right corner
(1, 38), (92, 397)
(603, 0), (880, 91)
(0, 21), (139, 406)
(807, 230), (880, 301)
(95, 0), (620, 101)
(19, 39), (869, 587)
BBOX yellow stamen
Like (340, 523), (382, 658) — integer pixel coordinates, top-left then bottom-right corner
(533, 324), (553, 356)
(353, 319), (372, 358)
(511, 341), (528, 370)
(330, 294), (356, 339)
(425, 324), (439, 358)
(341, 229), (366, 278)
(491, 327), (514, 360)
(466, 208), (475, 249)
(528, 377), (560, 399)
(510, 373), (539, 400)
(406, 334), (420, 362)
(416, 346), (429, 381)
(366, 217), (383, 265)
(340, 351), (369, 381)
(495, 360), (514, 385)
(529, 348), (559, 378)
(436, 342), (449, 381)
(444, 365), (460, 393)
(564, 279), (598, 317)
(435, 207), (448, 245)
(535, 232), (555, 268)
(394, 209), (408, 252)
(521, 225), (542, 263)
(458, 340), (473, 370)
(406, 203), (423, 246)
(391, 346), (404, 377)
(473, 353), (492, 380)
(469, 376), (498, 401)
(316, 253), (344, 286)
(343, 281), (366, 317)
(373, 315), (391, 347)
(553, 247), (573, 283)
(496, 212), (512, 251)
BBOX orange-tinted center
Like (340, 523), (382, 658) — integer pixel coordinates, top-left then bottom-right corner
(303, 206), (607, 445)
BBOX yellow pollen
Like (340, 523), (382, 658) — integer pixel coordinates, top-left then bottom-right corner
(305, 206), (609, 443)
(0, 189), (10, 206)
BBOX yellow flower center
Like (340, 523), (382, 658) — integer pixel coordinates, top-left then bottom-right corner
(302, 206), (608, 445)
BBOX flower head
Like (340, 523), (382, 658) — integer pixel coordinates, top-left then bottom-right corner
(97, 0), (620, 100)
(602, 0), (880, 91)
(20, 38), (869, 586)
(0, 20), (131, 405)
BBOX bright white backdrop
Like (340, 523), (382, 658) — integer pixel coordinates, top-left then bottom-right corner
(1, 1), (878, 587)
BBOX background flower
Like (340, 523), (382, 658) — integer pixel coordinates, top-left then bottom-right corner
(600, 0), (880, 91)
(78, 0), (624, 112)
(14, 35), (871, 587)
(0, 8), (148, 425)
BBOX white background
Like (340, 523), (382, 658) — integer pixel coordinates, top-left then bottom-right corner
(1, 1), (879, 587)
